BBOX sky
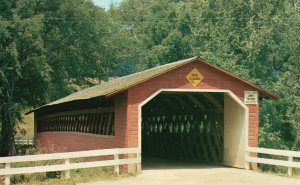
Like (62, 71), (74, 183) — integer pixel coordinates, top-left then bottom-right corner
(92, 0), (123, 9)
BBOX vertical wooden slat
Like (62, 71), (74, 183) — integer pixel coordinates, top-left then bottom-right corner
(90, 114), (95, 134)
(86, 114), (90, 133)
(45, 119), (48, 132)
(56, 117), (64, 131)
(43, 120), (47, 132)
(73, 116), (76, 132)
(83, 114), (88, 133)
(63, 116), (66, 131)
(70, 116), (73, 132)
(78, 115), (82, 132)
(74, 116), (78, 132)
(105, 113), (113, 135)
(210, 115), (223, 163)
(101, 113), (108, 135)
(55, 117), (58, 131)
(97, 113), (103, 134)
(53, 117), (56, 131)
(93, 113), (98, 134)
(65, 116), (69, 132)
(203, 114), (218, 162)
(51, 119), (56, 131)
(61, 116), (66, 132)
(41, 120), (44, 132)
(88, 114), (92, 133)
(198, 119), (209, 161)
(80, 115), (84, 132)
(60, 116), (63, 131)
(59, 117), (62, 131)
(110, 113), (115, 135)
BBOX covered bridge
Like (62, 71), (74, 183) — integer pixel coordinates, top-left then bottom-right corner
(29, 56), (279, 171)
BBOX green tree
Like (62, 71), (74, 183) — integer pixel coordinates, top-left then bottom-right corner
(43, 0), (117, 99)
(0, 0), (50, 156)
(0, 0), (119, 156)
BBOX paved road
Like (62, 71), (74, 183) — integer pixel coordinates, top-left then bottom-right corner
(79, 158), (300, 185)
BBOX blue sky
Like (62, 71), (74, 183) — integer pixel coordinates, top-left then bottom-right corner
(92, 0), (123, 9)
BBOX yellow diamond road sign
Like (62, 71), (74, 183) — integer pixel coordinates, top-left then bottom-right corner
(186, 68), (204, 87)
(20, 128), (27, 136)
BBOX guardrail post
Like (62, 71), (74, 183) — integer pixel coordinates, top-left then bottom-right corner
(245, 150), (250, 170)
(136, 153), (141, 172)
(65, 159), (70, 179)
(5, 163), (10, 185)
(114, 154), (119, 174)
(288, 156), (293, 176)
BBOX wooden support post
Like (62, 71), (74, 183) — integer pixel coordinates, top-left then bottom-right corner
(288, 156), (293, 176)
(5, 163), (10, 185)
(65, 159), (70, 179)
(198, 123), (209, 161)
(114, 154), (119, 174)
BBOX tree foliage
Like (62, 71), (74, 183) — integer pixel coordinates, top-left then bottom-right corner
(0, 0), (50, 155)
(0, 0), (117, 156)
(42, 0), (118, 99)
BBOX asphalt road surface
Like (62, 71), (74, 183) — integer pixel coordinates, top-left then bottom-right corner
(79, 157), (300, 185)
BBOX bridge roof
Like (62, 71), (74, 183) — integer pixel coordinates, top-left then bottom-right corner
(28, 56), (279, 113)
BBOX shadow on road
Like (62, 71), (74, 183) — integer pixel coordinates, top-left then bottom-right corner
(142, 156), (225, 170)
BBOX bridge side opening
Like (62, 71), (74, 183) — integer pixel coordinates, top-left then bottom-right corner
(36, 97), (115, 136)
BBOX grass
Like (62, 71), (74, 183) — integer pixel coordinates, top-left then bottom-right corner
(16, 113), (34, 139)
(259, 169), (300, 179)
(256, 154), (300, 179)
(257, 164), (300, 179)
(1, 167), (137, 185)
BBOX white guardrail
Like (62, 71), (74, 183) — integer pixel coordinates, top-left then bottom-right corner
(14, 137), (34, 145)
(0, 147), (141, 185)
(246, 147), (300, 176)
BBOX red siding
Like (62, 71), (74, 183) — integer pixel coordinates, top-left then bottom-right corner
(126, 61), (258, 149)
(37, 132), (117, 152)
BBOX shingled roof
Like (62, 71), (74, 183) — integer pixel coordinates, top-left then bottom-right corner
(29, 56), (279, 113)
